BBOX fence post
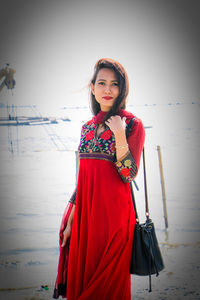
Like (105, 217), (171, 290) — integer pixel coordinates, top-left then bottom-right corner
(157, 145), (168, 229)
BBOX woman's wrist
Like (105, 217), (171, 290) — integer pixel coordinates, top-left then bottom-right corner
(115, 143), (128, 149)
(67, 205), (75, 227)
(114, 129), (127, 145)
(113, 128), (126, 137)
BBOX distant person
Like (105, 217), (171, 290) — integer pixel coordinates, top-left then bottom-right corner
(53, 58), (145, 299)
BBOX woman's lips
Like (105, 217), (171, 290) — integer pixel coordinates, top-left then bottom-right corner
(103, 96), (113, 100)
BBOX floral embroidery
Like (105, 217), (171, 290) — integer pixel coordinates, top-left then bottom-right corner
(109, 142), (116, 153)
(115, 152), (137, 183)
(120, 168), (131, 177)
(85, 130), (94, 141)
(79, 121), (116, 156)
(100, 130), (113, 140)
(124, 159), (131, 167)
(79, 117), (138, 183)
(116, 161), (122, 168)
(86, 120), (93, 125)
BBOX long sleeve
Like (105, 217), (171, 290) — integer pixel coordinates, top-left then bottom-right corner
(69, 186), (77, 204)
(115, 118), (145, 183)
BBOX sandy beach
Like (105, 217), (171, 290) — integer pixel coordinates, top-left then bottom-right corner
(0, 104), (199, 300)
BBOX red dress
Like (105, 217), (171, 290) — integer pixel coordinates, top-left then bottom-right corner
(54, 109), (145, 300)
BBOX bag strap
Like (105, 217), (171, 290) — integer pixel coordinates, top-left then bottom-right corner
(125, 117), (135, 139)
(130, 179), (139, 221)
(126, 118), (150, 222)
(142, 147), (150, 219)
(125, 118), (139, 221)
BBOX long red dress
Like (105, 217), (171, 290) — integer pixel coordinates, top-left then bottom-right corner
(54, 109), (145, 300)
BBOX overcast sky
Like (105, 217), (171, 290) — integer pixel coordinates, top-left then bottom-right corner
(0, 0), (199, 111)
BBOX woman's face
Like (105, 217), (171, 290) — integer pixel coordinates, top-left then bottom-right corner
(91, 68), (120, 112)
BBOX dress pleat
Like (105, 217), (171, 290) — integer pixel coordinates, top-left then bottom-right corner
(67, 158), (135, 300)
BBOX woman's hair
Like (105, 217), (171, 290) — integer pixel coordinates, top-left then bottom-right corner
(89, 58), (129, 122)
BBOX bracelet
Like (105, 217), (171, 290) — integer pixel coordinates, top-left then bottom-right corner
(115, 143), (129, 149)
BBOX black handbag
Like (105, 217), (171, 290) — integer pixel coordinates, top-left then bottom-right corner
(126, 119), (164, 292)
(130, 148), (164, 292)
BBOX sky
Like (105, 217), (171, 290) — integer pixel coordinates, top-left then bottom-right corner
(0, 0), (200, 112)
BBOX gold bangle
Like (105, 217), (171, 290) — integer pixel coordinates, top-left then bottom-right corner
(115, 143), (129, 149)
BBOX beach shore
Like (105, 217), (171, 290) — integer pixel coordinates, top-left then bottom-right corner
(0, 241), (199, 300)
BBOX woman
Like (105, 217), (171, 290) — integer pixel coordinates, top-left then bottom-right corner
(53, 58), (145, 299)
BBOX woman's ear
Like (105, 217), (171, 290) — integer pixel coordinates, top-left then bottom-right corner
(91, 83), (95, 95)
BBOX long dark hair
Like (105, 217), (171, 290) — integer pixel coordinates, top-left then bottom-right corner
(89, 58), (129, 123)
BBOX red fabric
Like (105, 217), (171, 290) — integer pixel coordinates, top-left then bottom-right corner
(125, 115), (145, 176)
(92, 110), (107, 124)
(93, 109), (145, 175)
(67, 158), (136, 300)
(53, 202), (73, 298)
(54, 109), (145, 299)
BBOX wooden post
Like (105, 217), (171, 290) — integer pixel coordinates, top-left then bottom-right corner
(157, 145), (168, 229)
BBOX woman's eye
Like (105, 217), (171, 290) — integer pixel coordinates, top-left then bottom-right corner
(97, 82), (118, 86)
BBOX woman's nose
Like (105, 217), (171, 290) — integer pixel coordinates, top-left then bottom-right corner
(104, 85), (111, 93)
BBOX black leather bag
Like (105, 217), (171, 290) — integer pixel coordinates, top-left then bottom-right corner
(126, 120), (164, 292)
(129, 148), (164, 291)
(130, 217), (164, 277)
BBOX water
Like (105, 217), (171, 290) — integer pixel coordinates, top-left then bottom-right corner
(0, 103), (199, 297)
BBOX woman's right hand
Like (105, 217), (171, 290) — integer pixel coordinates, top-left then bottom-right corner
(61, 223), (72, 247)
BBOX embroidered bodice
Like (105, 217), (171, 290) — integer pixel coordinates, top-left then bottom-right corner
(78, 121), (117, 158)
(69, 110), (145, 204)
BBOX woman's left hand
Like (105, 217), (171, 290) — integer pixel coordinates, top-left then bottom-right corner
(105, 116), (126, 135)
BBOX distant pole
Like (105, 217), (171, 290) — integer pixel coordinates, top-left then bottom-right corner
(6, 103), (14, 154)
(157, 145), (168, 229)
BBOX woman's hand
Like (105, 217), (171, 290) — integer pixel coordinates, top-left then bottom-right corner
(105, 115), (126, 135)
(61, 204), (75, 248)
(61, 223), (72, 248)
(106, 115), (129, 161)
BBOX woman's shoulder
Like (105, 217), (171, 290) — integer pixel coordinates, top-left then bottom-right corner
(120, 109), (144, 128)
(81, 118), (95, 130)
(122, 110), (145, 142)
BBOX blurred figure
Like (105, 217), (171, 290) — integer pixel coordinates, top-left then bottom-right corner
(0, 64), (16, 92)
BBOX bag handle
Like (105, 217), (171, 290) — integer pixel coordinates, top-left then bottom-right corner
(130, 148), (150, 223)
(126, 118), (150, 222)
